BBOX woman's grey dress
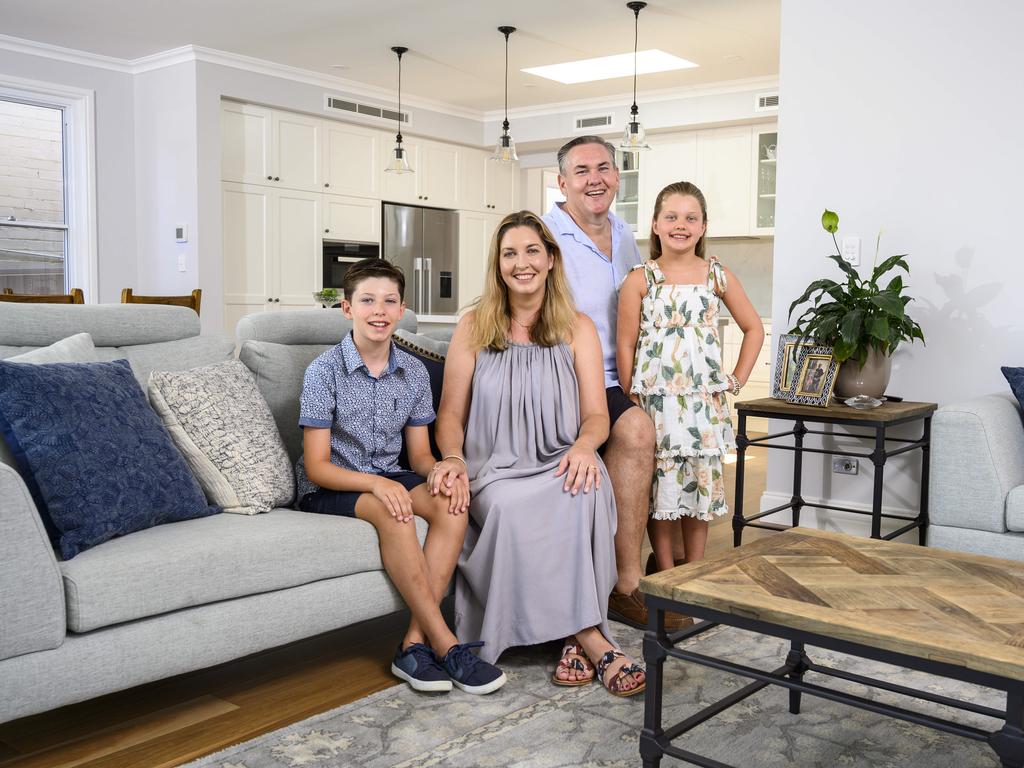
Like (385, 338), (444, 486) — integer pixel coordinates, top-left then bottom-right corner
(454, 342), (618, 664)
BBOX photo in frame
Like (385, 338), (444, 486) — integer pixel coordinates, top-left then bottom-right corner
(771, 334), (818, 399)
(786, 345), (839, 406)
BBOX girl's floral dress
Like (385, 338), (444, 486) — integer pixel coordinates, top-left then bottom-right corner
(629, 256), (735, 521)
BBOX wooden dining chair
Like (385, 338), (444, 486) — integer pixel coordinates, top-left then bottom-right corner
(120, 288), (201, 316)
(0, 288), (85, 304)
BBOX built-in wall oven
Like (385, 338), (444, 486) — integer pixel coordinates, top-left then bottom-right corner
(322, 241), (380, 294)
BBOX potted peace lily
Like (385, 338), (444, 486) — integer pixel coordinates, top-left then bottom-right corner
(788, 210), (925, 398)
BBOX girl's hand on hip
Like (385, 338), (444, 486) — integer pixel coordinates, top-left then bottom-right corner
(555, 442), (602, 495)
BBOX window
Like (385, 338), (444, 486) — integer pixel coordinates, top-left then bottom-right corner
(0, 77), (96, 299)
(0, 99), (67, 293)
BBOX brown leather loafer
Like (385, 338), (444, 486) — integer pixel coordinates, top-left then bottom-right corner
(608, 588), (692, 631)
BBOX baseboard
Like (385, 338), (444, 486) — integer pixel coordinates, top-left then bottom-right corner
(757, 491), (921, 543)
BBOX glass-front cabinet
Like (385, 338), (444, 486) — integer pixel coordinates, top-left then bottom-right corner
(754, 129), (777, 234)
(614, 150), (640, 233)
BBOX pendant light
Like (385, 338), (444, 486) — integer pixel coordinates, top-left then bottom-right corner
(385, 46), (413, 174)
(620, 2), (651, 151)
(491, 26), (518, 163)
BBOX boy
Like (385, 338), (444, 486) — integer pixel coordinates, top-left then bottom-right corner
(295, 258), (506, 695)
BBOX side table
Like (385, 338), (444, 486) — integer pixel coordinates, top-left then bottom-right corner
(732, 397), (937, 545)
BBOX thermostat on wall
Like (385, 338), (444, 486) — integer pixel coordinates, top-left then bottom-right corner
(175, 224), (188, 243)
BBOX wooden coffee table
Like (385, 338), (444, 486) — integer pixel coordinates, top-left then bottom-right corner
(638, 528), (1024, 767)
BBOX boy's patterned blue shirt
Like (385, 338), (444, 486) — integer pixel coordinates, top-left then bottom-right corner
(294, 332), (434, 500)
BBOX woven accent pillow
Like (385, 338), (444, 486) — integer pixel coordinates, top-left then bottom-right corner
(149, 359), (295, 514)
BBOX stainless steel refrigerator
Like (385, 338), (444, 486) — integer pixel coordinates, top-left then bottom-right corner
(382, 203), (459, 316)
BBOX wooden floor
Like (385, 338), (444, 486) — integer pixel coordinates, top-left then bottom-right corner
(0, 453), (770, 768)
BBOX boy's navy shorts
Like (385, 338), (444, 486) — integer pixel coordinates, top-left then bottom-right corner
(298, 470), (426, 518)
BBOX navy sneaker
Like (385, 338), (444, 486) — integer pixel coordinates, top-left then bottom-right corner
(440, 641), (507, 695)
(391, 642), (452, 692)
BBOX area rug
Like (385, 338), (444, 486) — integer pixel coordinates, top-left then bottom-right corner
(182, 623), (1003, 767)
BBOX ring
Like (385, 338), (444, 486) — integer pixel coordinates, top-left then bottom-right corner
(588, 465), (598, 472)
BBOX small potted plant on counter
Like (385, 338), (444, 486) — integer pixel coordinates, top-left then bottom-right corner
(788, 209), (925, 399)
(313, 287), (339, 307)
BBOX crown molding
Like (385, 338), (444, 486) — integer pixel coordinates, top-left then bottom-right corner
(0, 34), (484, 121)
(485, 75), (780, 122)
(0, 33), (135, 73)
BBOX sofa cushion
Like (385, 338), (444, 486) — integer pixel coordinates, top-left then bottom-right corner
(1, 333), (100, 470)
(149, 360), (295, 514)
(95, 336), (236, 389)
(58, 508), (427, 632)
(1008, 486), (1024, 532)
(0, 303), (201, 347)
(0, 358), (220, 559)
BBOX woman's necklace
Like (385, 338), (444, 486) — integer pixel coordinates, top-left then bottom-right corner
(511, 312), (537, 329)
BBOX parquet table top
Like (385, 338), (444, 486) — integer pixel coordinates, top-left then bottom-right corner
(640, 528), (1024, 681)
(735, 396), (936, 423)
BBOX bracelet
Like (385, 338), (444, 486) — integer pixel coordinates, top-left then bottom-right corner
(441, 454), (467, 466)
(726, 373), (742, 396)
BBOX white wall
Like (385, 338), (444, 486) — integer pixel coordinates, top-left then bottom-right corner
(0, 49), (136, 302)
(767, 0), (1024, 535)
(133, 62), (199, 297)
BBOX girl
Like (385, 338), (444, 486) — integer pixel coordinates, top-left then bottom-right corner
(617, 182), (764, 573)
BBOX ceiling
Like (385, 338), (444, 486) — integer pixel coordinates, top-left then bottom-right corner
(0, 0), (780, 114)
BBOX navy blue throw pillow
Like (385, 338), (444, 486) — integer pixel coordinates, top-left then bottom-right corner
(1002, 366), (1024, 413)
(0, 359), (219, 559)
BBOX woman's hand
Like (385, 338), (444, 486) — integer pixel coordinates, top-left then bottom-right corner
(554, 441), (602, 495)
(429, 458), (470, 514)
(371, 477), (414, 523)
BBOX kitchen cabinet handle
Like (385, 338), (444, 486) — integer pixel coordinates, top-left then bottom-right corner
(324, 228), (330, 233)
(324, 182), (330, 188)
(267, 176), (273, 181)
(266, 297), (273, 303)
(273, 176), (280, 181)
(274, 298), (280, 302)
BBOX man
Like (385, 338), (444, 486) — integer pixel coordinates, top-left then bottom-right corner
(542, 136), (684, 630)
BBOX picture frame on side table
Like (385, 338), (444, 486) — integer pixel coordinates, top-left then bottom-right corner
(771, 334), (818, 399)
(787, 345), (839, 406)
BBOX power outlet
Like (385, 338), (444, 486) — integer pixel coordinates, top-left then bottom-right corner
(832, 456), (859, 475)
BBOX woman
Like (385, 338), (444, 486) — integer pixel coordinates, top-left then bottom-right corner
(433, 211), (645, 697)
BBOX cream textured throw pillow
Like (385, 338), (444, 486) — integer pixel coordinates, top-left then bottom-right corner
(149, 360), (294, 514)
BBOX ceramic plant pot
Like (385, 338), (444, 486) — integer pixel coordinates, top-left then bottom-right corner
(834, 348), (892, 399)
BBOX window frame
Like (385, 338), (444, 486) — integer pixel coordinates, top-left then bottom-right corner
(0, 74), (97, 300)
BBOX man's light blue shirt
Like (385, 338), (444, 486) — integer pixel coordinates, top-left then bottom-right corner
(542, 202), (643, 388)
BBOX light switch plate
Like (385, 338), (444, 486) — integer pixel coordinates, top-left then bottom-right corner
(175, 224), (188, 243)
(841, 237), (860, 266)
(177, 254), (187, 272)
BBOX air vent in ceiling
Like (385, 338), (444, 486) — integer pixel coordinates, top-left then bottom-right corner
(574, 113), (614, 132)
(755, 92), (779, 112)
(325, 96), (409, 125)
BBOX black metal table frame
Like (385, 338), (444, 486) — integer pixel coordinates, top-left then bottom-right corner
(640, 596), (1024, 768)
(732, 405), (933, 545)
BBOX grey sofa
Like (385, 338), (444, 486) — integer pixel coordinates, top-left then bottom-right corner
(0, 303), (430, 724)
(927, 392), (1024, 561)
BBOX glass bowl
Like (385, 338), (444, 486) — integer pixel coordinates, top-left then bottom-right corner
(844, 395), (883, 410)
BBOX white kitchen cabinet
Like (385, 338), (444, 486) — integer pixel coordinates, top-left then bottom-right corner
(638, 135), (698, 234)
(222, 182), (322, 334)
(221, 104), (322, 192)
(752, 128), (778, 235)
(323, 194), (380, 243)
(458, 148), (516, 214)
(728, 320), (773, 433)
(696, 126), (753, 238)
(458, 210), (501, 307)
(381, 138), (459, 208)
(322, 122), (381, 198)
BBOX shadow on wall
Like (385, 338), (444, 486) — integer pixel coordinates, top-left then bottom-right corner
(908, 246), (1023, 401)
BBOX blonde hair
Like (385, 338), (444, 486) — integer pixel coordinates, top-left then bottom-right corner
(649, 181), (708, 261)
(470, 211), (578, 351)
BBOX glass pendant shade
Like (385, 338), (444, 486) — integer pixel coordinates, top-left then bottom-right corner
(491, 131), (518, 163)
(620, 117), (650, 151)
(385, 143), (412, 174)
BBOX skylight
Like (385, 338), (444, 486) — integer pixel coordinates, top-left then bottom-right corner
(522, 50), (697, 85)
